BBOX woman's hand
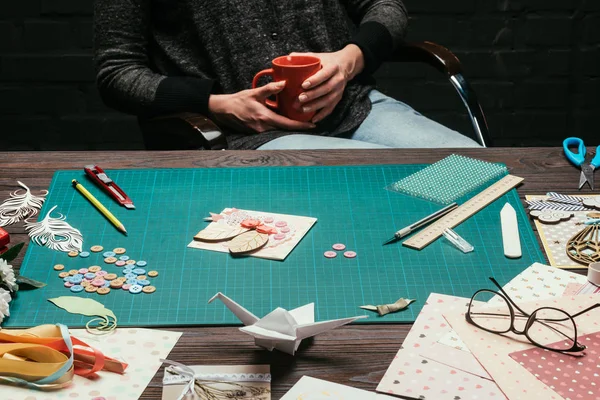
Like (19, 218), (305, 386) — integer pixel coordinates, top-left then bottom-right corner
(292, 44), (365, 123)
(208, 81), (316, 134)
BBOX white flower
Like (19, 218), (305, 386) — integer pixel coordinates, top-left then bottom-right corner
(0, 287), (11, 324)
(0, 258), (17, 292)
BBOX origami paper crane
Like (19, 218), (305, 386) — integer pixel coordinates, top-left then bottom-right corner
(208, 292), (367, 355)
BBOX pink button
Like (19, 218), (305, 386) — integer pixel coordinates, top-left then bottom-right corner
(324, 251), (337, 258)
(64, 282), (73, 288)
(115, 260), (126, 267)
(264, 216), (274, 223)
(95, 270), (108, 276)
(343, 251), (357, 258)
(122, 284), (131, 290)
(280, 227), (290, 233)
(275, 221), (287, 227)
(332, 243), (346, 251)
(78, 268), (88, 274)
(92, 279), (105, 287)
(274, 233), (286, 240)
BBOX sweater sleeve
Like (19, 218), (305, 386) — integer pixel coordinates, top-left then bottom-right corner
(342, 0), (408, 74)
(93, 0), (214, 116)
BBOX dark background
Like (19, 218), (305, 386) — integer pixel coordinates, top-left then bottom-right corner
(0, 0), (598, 150)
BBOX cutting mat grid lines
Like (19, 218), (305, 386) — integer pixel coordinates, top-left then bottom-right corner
(7, 165), (545, 328)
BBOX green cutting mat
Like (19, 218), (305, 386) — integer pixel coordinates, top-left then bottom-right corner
(7, 165), (545, 328)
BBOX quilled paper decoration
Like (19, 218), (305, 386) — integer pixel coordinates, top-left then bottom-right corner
(0, 181), (47, 227)
(566, 224), (600, 265)
(582, 196), (600, 210)
(529, 209), (573, 224)
(48, 296), (117, 334)
(24, 205), (83, 253)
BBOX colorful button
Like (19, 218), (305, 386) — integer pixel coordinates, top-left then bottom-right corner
(110, 280), (123, 289)
(67, 269), (78, 276)
(129, 285), (142, 294)
(104, 257), (117, 264)
(125, 260), (136, 265)
(125, 273), (137, 280)
(118, 255), (130, 261)
(113, 247), (126, 254)
(64, 282), (74, 288)
(103, 251), (116, 258)
(116, 277), (127, 283)
(53, 264), (65, 271)
(78, 268), (89, 274)
(343, 251), (357, 258)
(96, 270), (108, 276)
(264, 216), (274, 223)
(103, 281), (110, 287)
(81, 280), (90, 287)
(84, 272), (96, 279)
(122, 284), (131, 291)
(79, 251), (90, 258)
(275, 221), (287, 227)
(73, 273), (84, 279)
(90, 245), (104, 252)
(136, 260), (147, 267)
(85, 285), (98, 293)
(122, 268), (133, 275)
(332, 243), (346, 251)
(70, 285), (84, 293)
(68, 250), (79, 257)
(324, 251), (337, 258)
(280, 227), (290, 233)
(147, 271), (158, 277)
(58, 272), (69, 278)
(91, 279), (105, 287)
(97, 287), (110, 295)
(137, 275), (147, 281)
(115, 260), (126, 267)
(126, 278), (138, 285)
(142, 285), (156, 294)
(274, 233), (286, 240)
(132, 268), (146, 275)
(88, 266), (101, 273)
(63, 276), (73, 283)
(104, 273), (118, 281)
(136, 279), (150, 286)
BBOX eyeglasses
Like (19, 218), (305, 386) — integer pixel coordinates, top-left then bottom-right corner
(466, 277), (600, 354)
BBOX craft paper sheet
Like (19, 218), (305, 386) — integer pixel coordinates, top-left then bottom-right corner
(444, 294), (600, 400)
(508, 331), (600, 400)
(1, 328), (182, 400)
(188, 208), (317, 261)
(162, 365), (271, 400)
(282, 376), (396, 400)
(526, 195), (597, 269)
(437, 263), (587, 353)
(376, 293), (504, 399)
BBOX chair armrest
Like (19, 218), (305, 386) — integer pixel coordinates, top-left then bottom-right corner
(139, 112), (228, 150)
(390, 41), (462, 77)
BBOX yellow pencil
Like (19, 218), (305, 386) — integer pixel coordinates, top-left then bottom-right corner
(72, 179), (127, 235)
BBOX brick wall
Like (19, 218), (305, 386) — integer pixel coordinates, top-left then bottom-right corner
(0, 0), (598, 150)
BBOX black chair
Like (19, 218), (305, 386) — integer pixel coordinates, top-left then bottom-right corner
(140, 41), (492, 150)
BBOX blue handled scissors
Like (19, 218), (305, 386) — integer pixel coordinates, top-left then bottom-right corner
(563, 137), (600, 190)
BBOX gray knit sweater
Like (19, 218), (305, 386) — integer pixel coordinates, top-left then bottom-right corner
(93, 0), (408, 149)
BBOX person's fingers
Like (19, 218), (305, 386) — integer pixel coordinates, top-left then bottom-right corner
(311, 105), (335, 123)
(289, 51), (317, 58)
(254, 81), (286, 99)
(301, 64), (337, 89)
(301, 90), (340, 114)
(298, 80), (335, 105)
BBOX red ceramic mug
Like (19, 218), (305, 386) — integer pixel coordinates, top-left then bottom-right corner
(252, 55), (321, 122)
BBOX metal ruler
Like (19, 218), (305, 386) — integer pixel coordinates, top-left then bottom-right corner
(403, 174), (524, 250)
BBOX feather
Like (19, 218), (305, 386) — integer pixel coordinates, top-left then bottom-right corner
(0, 181), (48, 227)
(24, 205), (83, 252)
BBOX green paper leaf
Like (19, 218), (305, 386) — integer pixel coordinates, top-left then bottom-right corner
(16, 275), (46, 289)
(48, 296), (117, 321)
(0, 242), (24, 263)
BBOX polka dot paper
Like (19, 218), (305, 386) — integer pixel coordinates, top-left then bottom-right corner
(509, 331), (600, 400)
(1, 328), (182, 400)
(188, 208), (317, 261)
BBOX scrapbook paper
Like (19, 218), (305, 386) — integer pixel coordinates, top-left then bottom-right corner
(444, 294), (600, 400)
(188, 208), (317, 261)
(563, 282), (585, 296)
(162, 364), (271, 400)
(527, 195), (598, 269)
(376, 293), (504, 399)
(1, 328), (182, 400)
(509, 331), (600, 400)
(419, 342), (491, 379)
(572, 282), (600, 295)
(282, 376), (395, 400)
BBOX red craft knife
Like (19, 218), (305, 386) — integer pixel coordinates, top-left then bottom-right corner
(84, 165), (135, 209)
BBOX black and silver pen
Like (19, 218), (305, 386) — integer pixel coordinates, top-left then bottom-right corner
(383, 202), (458, 245)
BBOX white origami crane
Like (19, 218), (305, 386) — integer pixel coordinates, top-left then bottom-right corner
(208, 292), (367, 355)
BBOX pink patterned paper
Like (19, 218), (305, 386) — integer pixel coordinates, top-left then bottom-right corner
(563, 283), (585, 296)
(509, 331), (600, 400)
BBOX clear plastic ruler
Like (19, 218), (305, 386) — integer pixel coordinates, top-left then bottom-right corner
(403, 175), (524, 250)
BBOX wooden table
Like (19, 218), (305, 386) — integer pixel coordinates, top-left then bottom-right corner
(0, 148), (585, 399)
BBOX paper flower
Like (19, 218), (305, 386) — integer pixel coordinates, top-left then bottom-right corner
(0, 258), (17, 292)
(0, 287), (11, 324)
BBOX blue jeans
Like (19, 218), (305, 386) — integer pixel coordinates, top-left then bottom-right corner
(257, 90), (480, 149)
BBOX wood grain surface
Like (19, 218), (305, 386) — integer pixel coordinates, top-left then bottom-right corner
(0, 148), (589, 399)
